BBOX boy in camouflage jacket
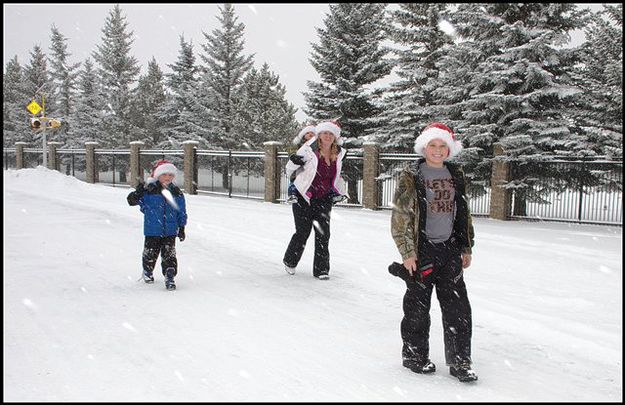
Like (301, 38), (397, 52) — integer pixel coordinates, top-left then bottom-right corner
(390, 122), (477, 382)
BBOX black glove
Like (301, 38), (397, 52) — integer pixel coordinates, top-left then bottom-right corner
(178, 227), (186, 242)
(127, 182), (145, 206)
(289, 154), (306, 166)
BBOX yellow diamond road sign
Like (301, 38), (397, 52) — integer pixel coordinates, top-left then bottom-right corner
(26, 100), (42, 115)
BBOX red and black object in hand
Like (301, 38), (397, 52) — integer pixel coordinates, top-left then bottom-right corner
(388, 260), (434, 286)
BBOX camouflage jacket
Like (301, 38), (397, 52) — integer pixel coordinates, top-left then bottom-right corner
(391, 159), (474, 260)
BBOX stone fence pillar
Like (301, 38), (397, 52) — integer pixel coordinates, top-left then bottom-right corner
(85, 142), (98, 184)
(183, 141), (199, 195)
(15, 142), (28, 169)
(489, 143), (511, 220)
(363, 142), (380, 210)
(263, 141), (282, 203)
(47, 142), (63, 171)
(129, 141), (144, 187)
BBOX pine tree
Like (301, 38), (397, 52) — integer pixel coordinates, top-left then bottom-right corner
(304, 3), (392, 145)
(232, 63), (299, 149)
(570, 4), (622, 159)
(92, 4), (140, 148)
(198, 3), (254, 189)
(198, 3), (253, 149)
(305, 3), (391, 203)
(445, 4), (587, 158)
(432, 4), (588, 212)
(48, 24), (81, 145)
(379, 3), (453, 151)
(73, 58), (101, 147)
(162, 35), (205, 149)
(3, 56), (29, 146)
(131, 57), (167, 148)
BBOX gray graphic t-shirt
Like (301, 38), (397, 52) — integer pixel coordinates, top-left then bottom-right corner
(420, 163), (455, 243)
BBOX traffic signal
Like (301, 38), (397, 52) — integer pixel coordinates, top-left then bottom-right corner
(30, 117), (42, 130)
(30, 117), (64, 130)
(48, 118), (62, 129)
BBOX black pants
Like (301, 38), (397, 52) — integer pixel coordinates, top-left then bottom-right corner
(283, 195), (333, 277)
(142, 236), (178, 276)
(401, 238), (472, 366)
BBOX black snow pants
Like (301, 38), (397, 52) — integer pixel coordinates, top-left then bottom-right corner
(143, 236), (178, 277)
(401, 238), (472, 366)
(283, 194), (333, 277)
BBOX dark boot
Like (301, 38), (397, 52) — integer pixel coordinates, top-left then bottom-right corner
(165, 267), (176, 291)
(403, 358), (436, 374)
(449, 360), (478, 382)
(142, 270), (154, 284)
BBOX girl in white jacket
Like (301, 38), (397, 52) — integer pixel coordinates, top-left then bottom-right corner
(282, 121), (347, 279)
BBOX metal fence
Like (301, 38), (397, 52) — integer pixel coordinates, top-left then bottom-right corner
(4, 147), (622, 225)
(509, 157), (622, 225)
(57, 149), (87, 181)
(196, 150), (265, 199)
(4, 148), (17, 170)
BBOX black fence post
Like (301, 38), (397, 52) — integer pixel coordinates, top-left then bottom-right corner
(228, 150), (232, 198)
(577, 158), (585, 222)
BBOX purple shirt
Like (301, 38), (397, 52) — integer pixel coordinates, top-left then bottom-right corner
(308, 152), (337, 199)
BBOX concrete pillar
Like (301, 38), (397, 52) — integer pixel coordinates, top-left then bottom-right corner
(263, 141), (282, 203)
(15, 142), (28, 169)
(489, 143), (511, 220)
(183, 141), (199, 194)
(47, 142), (63, 171)
(129, 141), (144, 187)
(85, 142), (99, 184)
(363, 142), (380, 210)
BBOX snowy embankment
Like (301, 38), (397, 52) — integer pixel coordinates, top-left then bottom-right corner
(3, 167), (622, 402)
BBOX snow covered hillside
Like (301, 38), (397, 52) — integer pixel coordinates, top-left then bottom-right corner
(4, 167), (622, 402)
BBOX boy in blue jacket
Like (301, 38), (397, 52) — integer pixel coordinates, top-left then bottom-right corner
(127, 160), (187, 290)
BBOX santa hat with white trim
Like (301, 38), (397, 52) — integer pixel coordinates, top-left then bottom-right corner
(292, 125), (316, 145)
(414, 122), (463, 158)
(315, 120), (343, 145)
(150, 159), (177, 181)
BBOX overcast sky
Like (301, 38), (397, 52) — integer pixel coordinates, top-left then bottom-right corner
(2, 3), (607, 123)
(3, 3), (332, 122)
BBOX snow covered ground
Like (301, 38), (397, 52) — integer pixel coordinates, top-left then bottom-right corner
(4, 167), (623, 402)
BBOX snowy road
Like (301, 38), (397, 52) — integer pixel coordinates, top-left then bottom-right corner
(4, 168), (622, 401)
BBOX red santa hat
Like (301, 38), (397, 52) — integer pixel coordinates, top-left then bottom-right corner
(414, 122), (463, 158)
(292, 125), (317, 145)
(151, 159), (177, 180)
(315, 121), (342, 144)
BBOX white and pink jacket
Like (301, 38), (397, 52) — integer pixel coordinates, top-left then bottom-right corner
(286, 138), (347, 205)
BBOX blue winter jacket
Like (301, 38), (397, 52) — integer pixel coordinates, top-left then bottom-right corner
(127, 180), (187, 237)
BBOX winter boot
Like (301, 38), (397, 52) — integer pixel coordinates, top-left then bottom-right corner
(449, 360), (478, 382)
(403, 358), (436, 374)
(283, 260), (296, 275)
(316, 274), (330, 280)
(165, 267), (176, 291)
(142, 270), (154, 284)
